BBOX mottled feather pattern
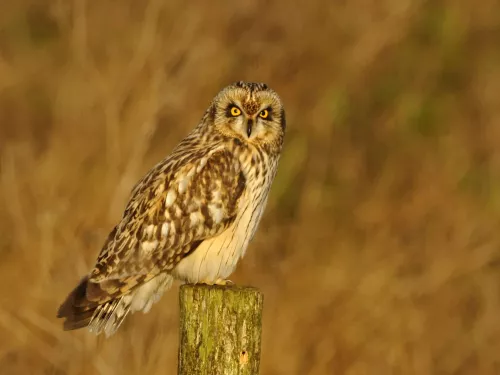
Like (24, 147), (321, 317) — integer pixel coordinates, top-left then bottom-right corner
(57, 81), (286, 336)
(91, 147), (245, 281)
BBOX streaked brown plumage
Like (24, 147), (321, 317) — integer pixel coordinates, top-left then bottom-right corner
(57, 81), (286, 337)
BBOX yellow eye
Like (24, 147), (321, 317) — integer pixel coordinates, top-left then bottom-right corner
(259, 109), (269, 119)
(230, 106), (241, 116)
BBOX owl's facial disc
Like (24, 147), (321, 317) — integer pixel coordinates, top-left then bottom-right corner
(223, 99), (281, 143)
(226, 104), (273, 140)
(213, 83), (285, 146)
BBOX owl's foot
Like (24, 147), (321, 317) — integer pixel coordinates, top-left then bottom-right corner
(214, 278), (234, 286)
(198, 278), (234, 286)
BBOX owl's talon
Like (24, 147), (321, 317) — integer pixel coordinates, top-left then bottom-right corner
(214, 278), (233, 286)
(199, 280), (214, 286)
(198, 279), (232, 286)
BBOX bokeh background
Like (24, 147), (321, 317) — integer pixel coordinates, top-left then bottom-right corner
(1, 0), (500, 374)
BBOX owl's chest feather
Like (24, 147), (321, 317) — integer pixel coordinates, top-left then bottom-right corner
(173, 169), (272, 283)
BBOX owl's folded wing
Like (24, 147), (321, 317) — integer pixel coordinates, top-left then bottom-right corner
(88, 147), (246, 293)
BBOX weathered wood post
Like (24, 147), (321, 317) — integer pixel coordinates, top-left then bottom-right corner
(178, 285), (264, 375)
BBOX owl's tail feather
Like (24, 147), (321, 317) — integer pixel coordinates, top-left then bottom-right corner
(87, 296), (132, 337)
(57, 273), (174, 337)
(57, 276), (133, 336)
(57, 276), (97, 330)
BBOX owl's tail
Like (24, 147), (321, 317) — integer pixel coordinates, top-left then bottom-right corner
(56, 276), (127, 335)
(57, 274), (173, 337)
(57, 276), (97, 330)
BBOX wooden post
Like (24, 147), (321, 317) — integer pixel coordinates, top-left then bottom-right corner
(178, 285), (264, 375)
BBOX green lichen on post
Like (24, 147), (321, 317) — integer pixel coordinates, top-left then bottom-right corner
(178, 285), (263, 375)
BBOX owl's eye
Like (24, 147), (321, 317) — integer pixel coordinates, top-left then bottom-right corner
(259, 109), (269, 119)
(230, 106), (241, 116)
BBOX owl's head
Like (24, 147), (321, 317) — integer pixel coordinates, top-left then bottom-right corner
(210, 81), (286, 147)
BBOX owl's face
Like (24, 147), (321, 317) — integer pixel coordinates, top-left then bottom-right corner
(211, 82), (286, 147)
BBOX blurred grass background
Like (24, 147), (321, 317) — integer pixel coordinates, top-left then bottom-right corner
(1, 0), (500, 374)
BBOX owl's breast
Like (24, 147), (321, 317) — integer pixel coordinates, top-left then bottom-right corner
(172, 176), (271, 284)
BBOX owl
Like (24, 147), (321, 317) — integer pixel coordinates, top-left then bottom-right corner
(57, 81), (286, 337)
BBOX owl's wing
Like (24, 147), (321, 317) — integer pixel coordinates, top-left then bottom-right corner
(85, 147), (245, 301)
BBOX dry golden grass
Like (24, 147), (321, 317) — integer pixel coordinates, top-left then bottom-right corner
(1, 0), (500, 374)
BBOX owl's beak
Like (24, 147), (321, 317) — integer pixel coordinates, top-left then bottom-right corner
(246, 119), (253, 138)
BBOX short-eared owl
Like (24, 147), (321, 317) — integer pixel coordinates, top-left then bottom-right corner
(57, 81), (286, 337)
